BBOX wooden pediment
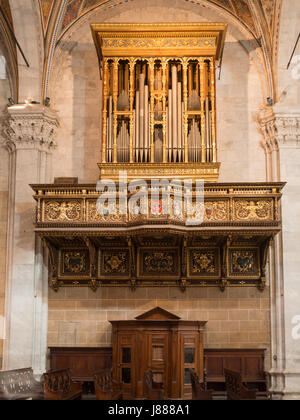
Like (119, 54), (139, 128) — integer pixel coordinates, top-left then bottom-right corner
(135, 307), (181, 321)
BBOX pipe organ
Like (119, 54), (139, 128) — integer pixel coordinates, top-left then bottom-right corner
(91, 23), (227, 181)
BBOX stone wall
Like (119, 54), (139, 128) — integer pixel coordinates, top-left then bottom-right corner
(48, 286), (271, 369)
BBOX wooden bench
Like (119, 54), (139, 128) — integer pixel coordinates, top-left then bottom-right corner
(224, 369), (257, 400)
(205, 349), (269, 399)
(43, 369), (82, 400)
(94, 369), (122, 400)
(144, 369), (165, 400)
(190, 369), (213, 401)
(0, 368), (44, 400)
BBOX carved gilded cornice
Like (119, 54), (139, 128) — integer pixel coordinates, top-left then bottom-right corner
(1, 103), (59, 152)
(91, 23), (227, 60)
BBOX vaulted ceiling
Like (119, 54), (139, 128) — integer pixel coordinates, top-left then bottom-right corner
(0, 1), (282, 102)
(37, 0), (281, 101)
(0, 0), (18, 98)
(38, 0), (279, 45)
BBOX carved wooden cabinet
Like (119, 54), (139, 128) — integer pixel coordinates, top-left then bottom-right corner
(110, 307), (207, 399)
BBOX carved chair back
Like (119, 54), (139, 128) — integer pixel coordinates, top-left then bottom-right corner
(94, 369), (113, 391)
(44, 369), (72, 394)
(190, 369), (213, 400)
(144, 369), (164, 400)
(224, 369), (257, 400)
(0, 368), (42, 399)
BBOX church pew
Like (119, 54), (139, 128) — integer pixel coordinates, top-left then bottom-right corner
(224, 369), (257, 400)
(43, 369), (82, 400)
(0, 368), (44, 400)
(190, 369), (213, 400)
(94, 369), (122, 400)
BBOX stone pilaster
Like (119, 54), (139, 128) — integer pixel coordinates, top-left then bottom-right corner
(0, 104), (59, 374)
(259, 105), (300, 400)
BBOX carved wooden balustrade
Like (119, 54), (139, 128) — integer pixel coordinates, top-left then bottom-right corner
(31, 182), (284, 291)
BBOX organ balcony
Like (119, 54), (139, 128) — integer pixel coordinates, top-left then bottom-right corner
(31, 182), (284, 292)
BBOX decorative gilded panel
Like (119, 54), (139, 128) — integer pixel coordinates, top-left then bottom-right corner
(188, 248), (221, 279)
(204, 201), (229, 222)
(100, 249), (130, 278)
(86, 200), (126, 223)
(102, 37), (216, 49)
(138, 248), (179, 278)
(59, 249), (89, 277)
(44, 200), (82, 222)
(233, 199), (273, 221)
(228, 248), (261, 279)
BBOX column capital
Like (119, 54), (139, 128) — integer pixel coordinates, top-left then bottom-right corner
(1, 104), (59, 152)
(259, 105), (300, 150)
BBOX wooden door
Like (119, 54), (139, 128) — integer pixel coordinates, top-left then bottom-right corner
(145, 332), (170, 396)
(116, 333), (136, 398)
(181, 333), (202, 398)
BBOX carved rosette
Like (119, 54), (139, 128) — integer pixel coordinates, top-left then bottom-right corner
(259, 106), (300, 151)
(100, 249), (130, 278)
(1, 104), (59, 151)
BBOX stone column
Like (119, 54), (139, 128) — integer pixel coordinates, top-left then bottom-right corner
(1, 103), (59, 374)
(259, 105), (300, 400)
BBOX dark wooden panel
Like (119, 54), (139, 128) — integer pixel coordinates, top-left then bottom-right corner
(49, 347), (112, 382)
(204, 349), (266, 383)
(49, 347), (266, 395)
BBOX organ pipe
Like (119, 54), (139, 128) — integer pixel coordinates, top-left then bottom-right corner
(144, 84), (149, 162)
(210, 58), (217, 163)
(135, 91), (140, 162)
(168, 89), (172, 162)
(172, 65), (178, 163)
(177, 82), (182, 163)
(103, 57), (217, 165)
(139, 73), (145, 163)
(199, 59), (206, 163)
(102, 60), (109, 163)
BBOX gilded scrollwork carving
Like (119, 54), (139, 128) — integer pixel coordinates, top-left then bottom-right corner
(102, 251), (129, 276)
(229, 248), (260, 278)
(87, 201), (125, 223)
(105, 254), (126, 273)
(44, 201), (82, 222)
(232, 251), (254, 273)
(140, 249), (178, 277)
(204, 201), (229, 221)
(63, 251), (87, 274)
(234, 200), (273, 221)
(188, 248), (220, 279)
(103, 38), (215, 49)
(192, 251), (216, 274)
(144, 252), (174, 273)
